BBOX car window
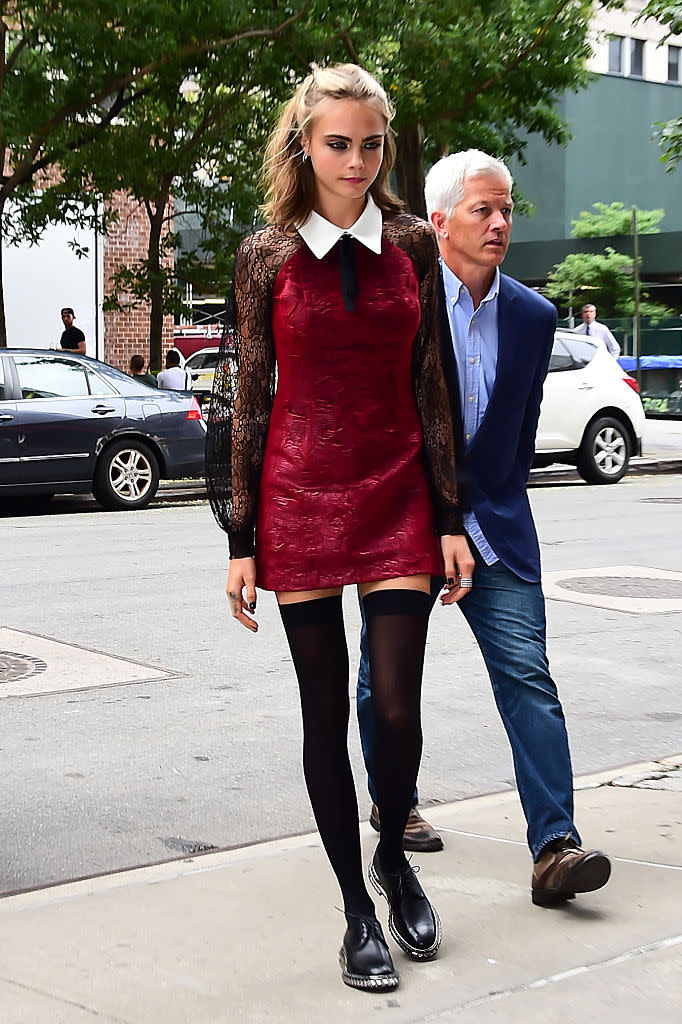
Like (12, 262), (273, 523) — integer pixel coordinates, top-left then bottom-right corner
(548, 339), (575, 373)
(14, 355), (90, 399)
(86, 368), (118, 395)
(561, 336), (597, 369)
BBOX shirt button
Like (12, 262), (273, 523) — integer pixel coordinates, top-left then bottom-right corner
(468, 395), (474, 402)
(466, 433), (471, 440)
(469, 357), (476, 364)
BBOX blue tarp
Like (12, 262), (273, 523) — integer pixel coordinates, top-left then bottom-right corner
(618, 355), (682, 371)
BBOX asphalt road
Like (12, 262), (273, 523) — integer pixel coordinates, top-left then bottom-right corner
(1, 471), (681, 896)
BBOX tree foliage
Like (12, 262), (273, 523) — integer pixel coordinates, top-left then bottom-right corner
(1, 0), (628, 354)
(0, 0), (312, 345)
(571, 202), (664, 237)
(544, 203), (673, 319)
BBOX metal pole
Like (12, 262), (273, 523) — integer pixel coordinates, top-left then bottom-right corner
(631, 206), (642, 390)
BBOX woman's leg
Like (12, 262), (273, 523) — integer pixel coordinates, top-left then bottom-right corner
(359, 576), (441, 961)
(277, 588), (374, 918)
(358, 576), (431, 874)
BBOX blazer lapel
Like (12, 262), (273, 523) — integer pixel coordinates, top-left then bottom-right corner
(437, 271), (466, 459)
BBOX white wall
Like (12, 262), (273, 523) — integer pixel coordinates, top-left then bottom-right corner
(589, 0), (682, 81)
(2, 212), (104, 357)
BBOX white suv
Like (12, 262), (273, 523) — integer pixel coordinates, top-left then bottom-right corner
(534, 332), (645, 484)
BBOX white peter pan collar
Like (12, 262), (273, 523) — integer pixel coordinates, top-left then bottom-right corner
(297, 194), (383, 259)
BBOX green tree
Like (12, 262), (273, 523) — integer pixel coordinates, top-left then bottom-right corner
(304, 0), (627, 218)
(571, 202), (664, 237)
(638, 1), (682, 169)
(543, 204), (673, 318)
(0, 0), (312, 347)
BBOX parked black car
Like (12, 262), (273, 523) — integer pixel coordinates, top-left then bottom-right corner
(0, 349), (206, 510)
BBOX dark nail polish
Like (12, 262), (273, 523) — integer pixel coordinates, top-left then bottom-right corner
(249, 601), (256, 611)
(447, 577), (454, 585)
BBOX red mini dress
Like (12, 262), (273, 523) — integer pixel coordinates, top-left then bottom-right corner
(206, 214), (462, 592)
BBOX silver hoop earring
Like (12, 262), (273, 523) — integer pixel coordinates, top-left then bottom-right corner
(302, 152), (309, 163)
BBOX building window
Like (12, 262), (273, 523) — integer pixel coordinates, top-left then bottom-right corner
(669, 45), (681, 84)
(629, 38), (644, 78)
(608, 35), (624, 74)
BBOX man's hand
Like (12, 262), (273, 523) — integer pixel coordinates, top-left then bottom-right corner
(439, 534), (475, 605)
(226, 556), (258, 632)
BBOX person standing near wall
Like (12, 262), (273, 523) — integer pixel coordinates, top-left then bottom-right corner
(59, 307), (86, 353)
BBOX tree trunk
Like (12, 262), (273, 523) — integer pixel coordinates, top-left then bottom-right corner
(395, 120), (426, 220)
(0, 196), (6, 347)
(147, 195), (168, 372)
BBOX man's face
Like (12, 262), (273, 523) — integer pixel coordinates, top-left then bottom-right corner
(61, 310), (74, 328)
(431, 173), (513, 278)
(582, 306), (597, 324)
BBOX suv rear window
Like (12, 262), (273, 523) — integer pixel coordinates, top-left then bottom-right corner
(549, 337), (598, 373)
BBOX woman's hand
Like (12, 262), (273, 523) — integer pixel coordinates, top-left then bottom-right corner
(439, 534), (475, 605)
(226, 557), (259, 632)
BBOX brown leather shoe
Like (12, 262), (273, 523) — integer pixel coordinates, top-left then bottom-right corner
(532, 841), (611, 906)
(369, 804), (444, 853)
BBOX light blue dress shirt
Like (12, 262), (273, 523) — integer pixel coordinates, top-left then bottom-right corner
(441, 260), (500, 565)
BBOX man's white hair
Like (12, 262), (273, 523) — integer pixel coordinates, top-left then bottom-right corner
(424, 149), (513, 219)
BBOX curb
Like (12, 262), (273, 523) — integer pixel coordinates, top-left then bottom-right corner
(159, 458), (682, 495)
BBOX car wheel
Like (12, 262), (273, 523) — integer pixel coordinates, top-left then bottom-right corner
(93, 439), (160, 510)
(576, 416), (631, 484)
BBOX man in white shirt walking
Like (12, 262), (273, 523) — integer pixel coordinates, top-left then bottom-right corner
(573, 304), (621, 358)
(157, 349), (190, 390)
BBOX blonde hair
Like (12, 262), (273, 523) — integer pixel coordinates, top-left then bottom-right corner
(261, 64), (403, 229)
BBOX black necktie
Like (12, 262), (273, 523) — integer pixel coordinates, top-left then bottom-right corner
(586, 324), (590, 336)
(338, 233), (358, 313)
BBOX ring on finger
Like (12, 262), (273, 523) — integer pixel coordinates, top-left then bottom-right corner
(459, 576), (473, 589)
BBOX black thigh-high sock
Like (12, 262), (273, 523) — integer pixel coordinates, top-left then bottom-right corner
(278, 595), (375, 919)
(362, 588), (431, 874)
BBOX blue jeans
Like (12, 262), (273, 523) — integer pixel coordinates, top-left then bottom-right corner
(356, 549), (581, 860)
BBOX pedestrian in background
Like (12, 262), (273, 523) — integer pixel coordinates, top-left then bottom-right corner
(59, 307), (86, 353)
(156, 349), (189, 390)
(574, 303), (621, 358)
(129, 354), (158, 387)
(206, 63), (473, 993)
(357, 149), (612, 909)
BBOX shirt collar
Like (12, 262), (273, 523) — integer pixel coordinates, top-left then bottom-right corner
(297, 194), (383, 259)
(441, 260), (500, 308)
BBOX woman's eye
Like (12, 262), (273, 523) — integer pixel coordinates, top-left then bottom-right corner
(364, 141), (381, 150)
(328, 141), (347, 150)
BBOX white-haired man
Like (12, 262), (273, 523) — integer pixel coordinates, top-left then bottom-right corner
(357, 150), (612, 907)
(574, 304), (621, 358)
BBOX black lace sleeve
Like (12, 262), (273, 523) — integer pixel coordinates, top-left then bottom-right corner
(385, 216), (463, 536)
(205, 232), (276, 557)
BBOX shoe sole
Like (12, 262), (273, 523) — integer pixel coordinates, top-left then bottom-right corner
(532, 852), (612, 907)
(368, 861), (441, 961)
(338, 947), (399, 991)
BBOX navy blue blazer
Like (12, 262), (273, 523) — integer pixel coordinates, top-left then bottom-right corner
(437, 272), (557, 583)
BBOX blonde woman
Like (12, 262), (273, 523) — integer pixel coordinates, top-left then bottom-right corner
(207, 64), (473, 991)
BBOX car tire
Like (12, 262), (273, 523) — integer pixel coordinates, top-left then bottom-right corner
(576, 416), (631, 485)
(93, 439), (160, 510)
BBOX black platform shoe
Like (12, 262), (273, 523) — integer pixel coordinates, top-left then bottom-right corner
(369, 850), (441, 961)
(339, 913), (399, 991)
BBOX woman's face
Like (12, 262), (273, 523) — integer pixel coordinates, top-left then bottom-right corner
(302, 98), (385, 211)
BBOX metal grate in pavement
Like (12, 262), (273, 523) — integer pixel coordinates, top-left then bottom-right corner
(0, 650), (47, 684)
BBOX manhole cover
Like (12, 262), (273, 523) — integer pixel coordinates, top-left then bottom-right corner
(639, 498), (682, 504)
(160, 836), (219, 855)
(558, 577), (682, 599)
(0, 650), (48, 684)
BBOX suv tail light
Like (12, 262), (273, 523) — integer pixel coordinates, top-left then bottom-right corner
(186, 397), (203, 420)
(622, 374), (640, 395)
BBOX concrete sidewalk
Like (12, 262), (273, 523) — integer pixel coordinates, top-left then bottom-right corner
(1, 759), (680, 1023)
